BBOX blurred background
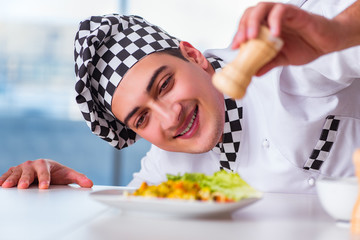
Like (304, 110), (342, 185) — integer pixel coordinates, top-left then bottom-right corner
(0, 0), (279, 186)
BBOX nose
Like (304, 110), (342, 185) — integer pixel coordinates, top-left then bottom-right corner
(151, 100), (181, 130)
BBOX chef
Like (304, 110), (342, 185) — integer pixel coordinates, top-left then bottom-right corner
(1, 0), (359, 193)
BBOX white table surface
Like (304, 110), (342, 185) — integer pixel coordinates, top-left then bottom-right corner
(0, 185), (356, 240)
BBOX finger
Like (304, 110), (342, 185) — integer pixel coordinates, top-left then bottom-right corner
(65, 171), (93, 188)
(255, 54), (287, 76)
(268, 4), (304, 37)
(256, 62), (277, 76)
(1, 167), (22, 188)
(49, 161), (93, 188)
(267, 4), (287, 37)
(17, 161), (36, 189)
(231, 22), (247, 49)
(246, 2), (274, 39)
(0, 168), (13, 186)
(233, 2), (277, 49)
(33, 159), (51, 189)
(76, 176), (93, 188)
(232, 7), (254, 49)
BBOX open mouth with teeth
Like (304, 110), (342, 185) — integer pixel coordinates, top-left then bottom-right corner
(174, 106), (198, 138)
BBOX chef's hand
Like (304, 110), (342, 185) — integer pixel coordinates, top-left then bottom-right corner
(231, 2), (349, 76)
(0, 159), (93, 189)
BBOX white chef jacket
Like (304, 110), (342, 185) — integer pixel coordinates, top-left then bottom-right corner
(128, 0), (360, 194)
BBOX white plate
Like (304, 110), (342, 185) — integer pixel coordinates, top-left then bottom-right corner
(90, 189), (261, 218)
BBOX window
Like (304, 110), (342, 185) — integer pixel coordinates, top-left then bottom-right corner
(0, 0), (277, 186)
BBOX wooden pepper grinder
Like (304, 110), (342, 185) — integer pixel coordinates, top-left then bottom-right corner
(212, 26), (283, 99)
(351, 149), (360, 234)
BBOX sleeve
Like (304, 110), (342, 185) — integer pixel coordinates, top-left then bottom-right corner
(279, 46), (360, 97)
(296, 0), (357, 16)
(278, 0), (360, 97)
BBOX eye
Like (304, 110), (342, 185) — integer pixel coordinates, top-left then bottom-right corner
(135, 111), (148, 129)
(159, 75), (173, 95)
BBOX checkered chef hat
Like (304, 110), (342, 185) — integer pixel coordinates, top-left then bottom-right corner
(74, 14), (180, 149)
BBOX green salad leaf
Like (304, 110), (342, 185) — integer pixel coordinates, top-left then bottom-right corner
(166, 170), (261, 201)
(167, 172), (206, 182)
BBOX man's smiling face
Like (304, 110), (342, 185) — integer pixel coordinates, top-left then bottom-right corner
(112, 42), (225, 153)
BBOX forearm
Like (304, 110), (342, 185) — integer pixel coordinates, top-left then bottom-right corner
(230, 1), (360, 74)
(332, 0), (360, 51)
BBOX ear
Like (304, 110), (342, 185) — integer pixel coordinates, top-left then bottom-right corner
(179, 41), (209, 70)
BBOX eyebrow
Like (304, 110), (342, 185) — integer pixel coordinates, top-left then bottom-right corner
(146, 65), (168, 92)
(124, 106), (140, 126)
(123, 65), (168, 126)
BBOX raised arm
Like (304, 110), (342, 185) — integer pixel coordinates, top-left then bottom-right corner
(231, 1), (360, 75)
(333, 0), (360, 51)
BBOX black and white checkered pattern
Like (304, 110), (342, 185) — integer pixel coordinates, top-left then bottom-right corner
(74, 14), (180, 149)
(303, 115), (340, 171)
(209, 58), (243, 171)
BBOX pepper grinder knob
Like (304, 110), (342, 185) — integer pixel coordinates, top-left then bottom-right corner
(212, 25), (283, 99)
(351, 149), (360, 234)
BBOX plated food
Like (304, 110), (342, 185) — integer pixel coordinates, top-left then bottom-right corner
(90, 171), (261, 217)
(130, 170), (261, 202)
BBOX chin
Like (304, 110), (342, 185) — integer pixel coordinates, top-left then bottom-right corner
(187, 134), (221, 154)
(157, 124), (223, 154)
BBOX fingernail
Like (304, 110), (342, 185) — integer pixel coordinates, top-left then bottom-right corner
(1, 179), (13, 188)
(247, 27), (256, 39)
(18, 182), (28, 189)
(39, 181), (49, 189)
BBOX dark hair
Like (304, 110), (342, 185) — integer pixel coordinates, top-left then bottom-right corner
(159, 48), (189, 62)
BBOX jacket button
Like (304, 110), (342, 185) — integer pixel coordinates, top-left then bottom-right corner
(308, 177), (316, 186)
(262, 139), (270, 148)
